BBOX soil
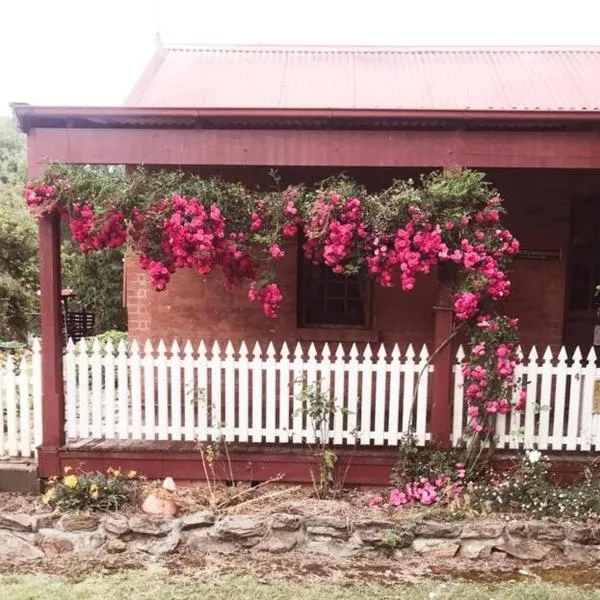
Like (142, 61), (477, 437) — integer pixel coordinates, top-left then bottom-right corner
(0, 544), (598, 587)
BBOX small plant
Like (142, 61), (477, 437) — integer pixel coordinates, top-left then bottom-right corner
(380, 527), (414, 552)
(370, 432), (465, 509)
(466, 450), (600, 519)
(294, 382), (351, 498)
(43, 466), (139, 511)
(392, 431), (460, 486)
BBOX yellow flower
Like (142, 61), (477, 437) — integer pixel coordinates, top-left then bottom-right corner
(42, 489), (55, 504)
(64, 465), (73, 474)
(89, 484), (99, 499)
(63, 474), (79, 489)
(127, 470), (137, 479)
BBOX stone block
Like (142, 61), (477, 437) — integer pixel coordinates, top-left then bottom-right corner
(412, 538), (460, 558)
(415, 521), (462, 538)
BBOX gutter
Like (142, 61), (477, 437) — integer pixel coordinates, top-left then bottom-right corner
(11, 103), (600, 133)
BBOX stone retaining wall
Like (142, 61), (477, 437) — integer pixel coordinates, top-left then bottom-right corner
(0, 511), (599, 562)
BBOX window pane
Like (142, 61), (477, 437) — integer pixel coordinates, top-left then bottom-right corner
(300, 260), (368, 327)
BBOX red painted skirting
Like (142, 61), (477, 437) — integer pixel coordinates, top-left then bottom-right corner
(38, 441), (595, 486)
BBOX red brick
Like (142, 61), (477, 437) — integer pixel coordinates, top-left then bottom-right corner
(125, 167), (600, 352)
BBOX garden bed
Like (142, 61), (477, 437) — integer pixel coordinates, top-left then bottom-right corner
(1, 483), (600, 571)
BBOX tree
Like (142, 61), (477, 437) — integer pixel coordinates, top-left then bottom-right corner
(0, 117), (126, 340)
(0, 118), (38, 341)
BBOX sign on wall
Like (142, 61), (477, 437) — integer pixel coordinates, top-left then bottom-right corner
(517, 249), (562, 261)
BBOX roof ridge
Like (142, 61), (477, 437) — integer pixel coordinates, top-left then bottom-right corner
(162, 43), (600, 54)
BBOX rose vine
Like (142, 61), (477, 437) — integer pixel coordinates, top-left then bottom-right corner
(25, 165), (525, 458)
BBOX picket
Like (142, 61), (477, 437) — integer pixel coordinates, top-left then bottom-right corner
(32, 339), (42, 449)
(182, 341), (194, 441)
(103, 340), (116, 439)
(551, 347), (568, 450)
(18, 357), (30, 456)
(359, 344), (373, 445)
(5, 357), (18, 456)
(143, 341), (156, 440)
(238, 342), (250, 443)
(117, 340), (129, 440)
(537, 347), (553, 450)
(6, 339), (600, 458)
(168, 340), (181, 441)
(197, 341), (208, 441)
(452, 346), (465, 445)
(333, 344), (346, 445)
(91, 340), (103, 438)
(65, 339), (77, 439)
(224, 342), (236, 442)
(278, 342), (291, 443)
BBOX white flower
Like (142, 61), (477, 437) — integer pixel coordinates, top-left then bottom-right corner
(526, 450), (541, 464)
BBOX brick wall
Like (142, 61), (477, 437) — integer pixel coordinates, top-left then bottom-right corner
(126, 167), (600, 352)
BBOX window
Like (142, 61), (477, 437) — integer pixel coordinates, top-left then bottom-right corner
(568, 199), (600, 312)
(298, 259), (370, 327)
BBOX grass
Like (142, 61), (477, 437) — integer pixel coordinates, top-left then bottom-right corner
(0, 573), (599, 600)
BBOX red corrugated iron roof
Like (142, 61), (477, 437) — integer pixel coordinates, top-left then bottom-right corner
(126, 45), (600, 112)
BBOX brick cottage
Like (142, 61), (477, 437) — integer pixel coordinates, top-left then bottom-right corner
(13, 45), (600, 481)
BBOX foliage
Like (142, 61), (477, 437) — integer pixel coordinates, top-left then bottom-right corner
(62, 242), (126, 333)
(25, 164), (524, 461)
(466, 451), (600, 519)
(0, 119), (38, 341)
(0, 119), (127, 340)
(294, 383), (351, 497)
(369, 432), (464, 508)
(43, 466), (139, 511)
(90, 329), (129, 349)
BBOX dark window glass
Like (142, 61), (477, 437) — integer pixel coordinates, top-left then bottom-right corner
(299, 261), (370, 327)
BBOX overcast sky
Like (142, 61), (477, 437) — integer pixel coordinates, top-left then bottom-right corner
(2, 0), (600, 114)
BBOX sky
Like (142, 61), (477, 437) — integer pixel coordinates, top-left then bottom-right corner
(2, 0), (600, 114)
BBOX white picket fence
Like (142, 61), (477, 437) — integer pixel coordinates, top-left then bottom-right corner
(3, 339), (600, 458)
(63, 339), (432, 448)
(0, 340), (42, 458)
(453, 345), (600, 451)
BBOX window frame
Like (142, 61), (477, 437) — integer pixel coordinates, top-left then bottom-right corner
(297, 250), (372, 329)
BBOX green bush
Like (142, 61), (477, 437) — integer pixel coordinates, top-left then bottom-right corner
(466, 451), (600, 518)
(44, 467), (139, 512)
(391, 431), (460, 488)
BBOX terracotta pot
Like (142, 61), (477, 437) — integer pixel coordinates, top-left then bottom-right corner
(142, 493), (178, 517)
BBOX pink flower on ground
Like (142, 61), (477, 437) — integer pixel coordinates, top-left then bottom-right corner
(389, 488), (407, 506)
(368, 495), (383, 507)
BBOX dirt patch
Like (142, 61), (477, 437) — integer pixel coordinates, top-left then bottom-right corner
(0, 492), (47, 514)
(0, 545), (597, 587)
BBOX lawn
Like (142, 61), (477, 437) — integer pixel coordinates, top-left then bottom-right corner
(0, 573), (599, 600)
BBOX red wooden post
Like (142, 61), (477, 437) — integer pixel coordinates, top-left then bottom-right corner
(38, 210), (65, 475)
(430, 278), (455, 448)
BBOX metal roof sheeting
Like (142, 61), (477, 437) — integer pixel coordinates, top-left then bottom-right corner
(126, 45), (600, 112)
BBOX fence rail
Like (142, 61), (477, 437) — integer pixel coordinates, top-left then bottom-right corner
(2, 339), (600, 458)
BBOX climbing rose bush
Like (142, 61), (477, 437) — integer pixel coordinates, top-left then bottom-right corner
(24, 166), (525, 445)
